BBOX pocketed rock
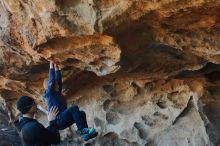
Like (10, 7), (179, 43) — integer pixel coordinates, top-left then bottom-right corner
(1, 0), (220, 146)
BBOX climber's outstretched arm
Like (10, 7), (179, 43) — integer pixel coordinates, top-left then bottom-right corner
(46, 62), (55, 94)
(55, 64), (62, 92)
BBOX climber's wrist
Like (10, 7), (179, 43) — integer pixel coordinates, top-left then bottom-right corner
(50, 61), (54, 69)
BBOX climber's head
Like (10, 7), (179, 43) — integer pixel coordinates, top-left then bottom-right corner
(43, 78), (59, 91)
(16, 96), (37, 115)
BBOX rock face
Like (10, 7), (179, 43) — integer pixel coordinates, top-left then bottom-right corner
(0, 0), (220, 146)
(0, 103), (22, 146)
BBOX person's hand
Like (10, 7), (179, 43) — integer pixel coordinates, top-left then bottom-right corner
(55, 64), (60, 71)
(47, 106), (59, 121)
(50, 61), (54, 69)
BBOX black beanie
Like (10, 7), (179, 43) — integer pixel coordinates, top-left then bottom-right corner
(16, 96), (35, 114)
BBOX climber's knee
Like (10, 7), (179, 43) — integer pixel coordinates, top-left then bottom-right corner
(80, 111), (86, 118)
(69, 105), (80, 113)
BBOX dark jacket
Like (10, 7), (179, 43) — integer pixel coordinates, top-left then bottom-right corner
(14, 117), (60, 146)
(44, 68), (67, 112)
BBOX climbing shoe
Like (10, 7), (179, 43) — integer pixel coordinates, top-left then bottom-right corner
(88, 128), (98, 140)
(80, 128), (98, 141)
(81, 128), (89, 134)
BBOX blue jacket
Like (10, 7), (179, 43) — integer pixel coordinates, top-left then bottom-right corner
(14, 117), (60, 146)
(44, 68), (67, 112)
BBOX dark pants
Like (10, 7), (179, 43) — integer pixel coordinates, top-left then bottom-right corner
(55, 105), (88, 131)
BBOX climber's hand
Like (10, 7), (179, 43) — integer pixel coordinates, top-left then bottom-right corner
(50, 61), (54, 69)
(55, 64), (60, 71)
(48, 106), (59, 121)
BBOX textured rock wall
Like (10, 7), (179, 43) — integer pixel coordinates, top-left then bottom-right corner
(66, 77), (210, 146)
(0, 0), (220, 146)
(0, 103), (22, 146)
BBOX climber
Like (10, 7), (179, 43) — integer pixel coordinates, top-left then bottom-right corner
(14, 96), (60, 146)
(43, 61), (98, 141)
